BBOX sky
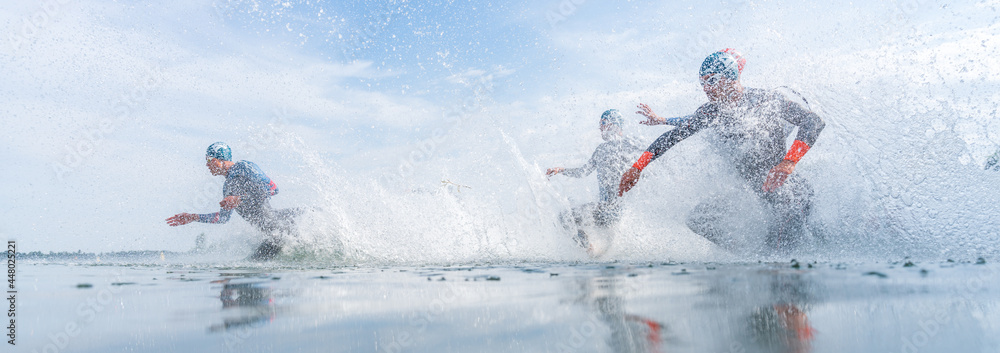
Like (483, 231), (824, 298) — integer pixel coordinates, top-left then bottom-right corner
(3, 0), (1000, 258)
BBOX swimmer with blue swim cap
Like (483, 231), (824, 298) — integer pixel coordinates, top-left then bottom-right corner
(166, 142), (300, 261)
(547, 109), (644, 255)
(621, 49), (826, 254)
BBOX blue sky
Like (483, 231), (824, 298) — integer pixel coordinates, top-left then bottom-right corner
(4, 0), (1000, 259)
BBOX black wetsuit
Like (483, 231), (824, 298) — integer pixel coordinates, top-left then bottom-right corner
(642, 88), (825, 251)
(196, 161), (299, 260)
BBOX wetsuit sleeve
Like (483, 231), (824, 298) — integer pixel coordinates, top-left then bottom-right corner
(661, 115), (695, 126)
(774, 92), (825, 163)
(196, 209), (233, 224)
(562, 149), (599, 178)
(633, 110), (707, 170)
(776, 93), (825, 146)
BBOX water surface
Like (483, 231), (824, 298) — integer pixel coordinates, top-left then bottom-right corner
(19, 259), (999, 353)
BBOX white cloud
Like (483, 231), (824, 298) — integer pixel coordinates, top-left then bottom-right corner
(0, 0), (454, 252)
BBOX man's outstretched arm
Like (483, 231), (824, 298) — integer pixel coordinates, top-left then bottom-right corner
(547, 142), (603, 178)
(618, 121), (701, 196)
(166, 208), (233, 226)
(762, 96), (826, 192)
(559, 150), (599, 178)
(166, 213), (198, 226)
(197, 208), (234, 224)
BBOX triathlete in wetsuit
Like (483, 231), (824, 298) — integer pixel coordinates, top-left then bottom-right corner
(547, 110), (643, 245)
(166, 142), (299, 260)
(619, 49), (825, 253)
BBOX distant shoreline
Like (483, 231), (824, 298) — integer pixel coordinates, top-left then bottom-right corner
(17, 250), (188, 262)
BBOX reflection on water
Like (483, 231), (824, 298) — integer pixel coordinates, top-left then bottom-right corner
(742, 272), (816, 353)
(575, 268), (821, 353)
(20, 263), (997, 353)
(208, 278), (284, 333)
(577, 272), (671, 353)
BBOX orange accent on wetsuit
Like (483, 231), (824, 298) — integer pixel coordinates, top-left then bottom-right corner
(784, 140), (811, 164)
(633, 151), (654, 171)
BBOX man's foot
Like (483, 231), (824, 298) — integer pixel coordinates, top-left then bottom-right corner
(247, 240), (282, 261)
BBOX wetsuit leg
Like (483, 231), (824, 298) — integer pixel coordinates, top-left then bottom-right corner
(686, 195), (745, 252)
(271, 208), (302, 232)
(245, 207), (302, 261)
(248, 238), (283, 261)
(560, 203), (599, 229)
(593, 202), (622, 228)
(558, 203), (600, 249)
(759, 175), (814, 253)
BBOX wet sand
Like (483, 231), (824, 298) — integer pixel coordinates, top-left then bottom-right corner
(17, 259), (999, 353)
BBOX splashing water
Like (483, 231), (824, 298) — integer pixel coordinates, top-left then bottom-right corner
(5, 1), (1000, 266)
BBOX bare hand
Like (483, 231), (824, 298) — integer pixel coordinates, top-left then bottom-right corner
(220, 195), (241, 210)
(636, 103), (665, 126)
(166, 213), (198, 227)
(618, 166), (642, 197)
(763, 160), (796, 192)
(545, 167), (564, 178)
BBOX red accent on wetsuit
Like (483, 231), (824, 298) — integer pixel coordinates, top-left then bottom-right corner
(633, 151), (654, 171)
(783, 140), (811, 164)
(268, 180), (278, 196)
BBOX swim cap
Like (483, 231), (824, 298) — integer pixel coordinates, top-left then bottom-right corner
(600, 109), (623, 127)
(699, 51), (741, 81)
(206, 142), (231, 161)
(719, 48), (746, 74)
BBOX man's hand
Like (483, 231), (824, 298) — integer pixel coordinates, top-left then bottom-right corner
(545, 167), (564, 178)
(763, 160), (796, 192)
(636, 103), (665, 126)
(618, 166), (642, 197)
(220, 195), (241, 210)
(166, 213), (198, 227)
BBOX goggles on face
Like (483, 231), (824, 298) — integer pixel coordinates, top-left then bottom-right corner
(699, 51), (740, 86)
(700, 74), (725, 87)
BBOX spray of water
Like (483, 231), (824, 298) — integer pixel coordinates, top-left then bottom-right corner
(9, 1), (1000, 265)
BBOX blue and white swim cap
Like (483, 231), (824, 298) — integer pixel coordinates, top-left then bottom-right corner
(699, 51), (741, 81)
(206, 142), (232, 161)
(600, 109), (624, 127)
